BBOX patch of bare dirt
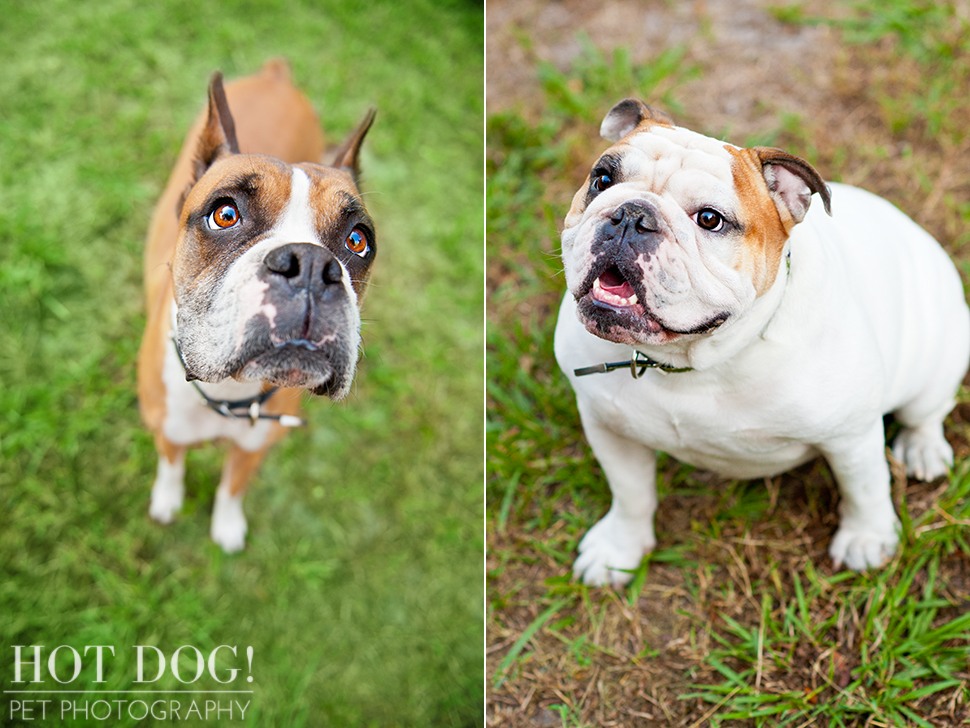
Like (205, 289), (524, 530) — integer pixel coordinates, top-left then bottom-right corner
(488, 0), (837, 139)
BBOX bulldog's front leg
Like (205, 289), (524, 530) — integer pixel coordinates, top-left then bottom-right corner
(821, 419), (901, 570)
(574, 406), (658, 587)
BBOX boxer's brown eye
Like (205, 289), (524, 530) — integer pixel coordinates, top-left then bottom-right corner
(346, 227), (369, 257)
(208, 203), (240, 229)
(695, 208), (724, 231)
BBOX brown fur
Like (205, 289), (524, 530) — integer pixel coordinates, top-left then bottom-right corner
(727, 146), (832, 296)
(726, 147), (792, 296)
(172, 155), (295, 285)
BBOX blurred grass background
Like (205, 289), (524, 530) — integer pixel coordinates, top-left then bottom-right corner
(0, 1), (483, 726)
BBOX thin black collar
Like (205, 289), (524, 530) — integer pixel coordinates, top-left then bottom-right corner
(574, 350), (691, 378)
(171, 336), (305, 427)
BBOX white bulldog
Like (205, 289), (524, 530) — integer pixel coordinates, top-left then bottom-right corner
(554, 99), (970, 586)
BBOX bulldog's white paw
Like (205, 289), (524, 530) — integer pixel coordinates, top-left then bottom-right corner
(892, 425), (953, 481)
(210, 490), (247, 553)
(829, 520), (900, 571)
(574, 509), (656, 587)
(148, 458), (185, 524)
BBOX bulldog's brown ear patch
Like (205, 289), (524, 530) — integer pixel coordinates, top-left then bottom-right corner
(600, 99), (674, 143)
(191, 72), (240, 184)
(331, 106), (376, 183)
(728, 146), (829, 294)
(753, 147), (831, 224)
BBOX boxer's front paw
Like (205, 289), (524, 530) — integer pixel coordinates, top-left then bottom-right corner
(210, 491), (247, 553)
(573, 509), (656, 587)
(149, 459), (185, 524)
(892, 425), (953, 481)
(149, 491), (183, 524)
(829, 519), (899, 571)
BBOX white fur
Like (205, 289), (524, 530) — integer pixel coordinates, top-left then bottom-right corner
(148, 448), (186, 524)
(159, 302), (273, 553)
(210, 479), (248, 553)
(557, 178), (970, 586)
(163, 304), (276, 452)
(272, 168), (317, 245)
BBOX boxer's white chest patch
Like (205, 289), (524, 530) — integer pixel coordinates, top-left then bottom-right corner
(162, 306), (275, 452)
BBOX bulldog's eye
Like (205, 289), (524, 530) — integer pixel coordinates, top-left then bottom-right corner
(345, 227), (369, 257)
(206, 202), (240, 230)
(590, 172), (614, 193)
(695, 208), (724, 231)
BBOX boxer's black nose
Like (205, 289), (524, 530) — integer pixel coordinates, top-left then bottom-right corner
(264, 243), (343, 293)
(610, 201), (659, 234)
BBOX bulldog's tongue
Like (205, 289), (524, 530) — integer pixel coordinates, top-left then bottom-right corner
(599, 267), (635, 299)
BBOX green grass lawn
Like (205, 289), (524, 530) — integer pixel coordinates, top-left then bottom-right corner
(487, 3), (970, 726)
(0, 2), (483, 727)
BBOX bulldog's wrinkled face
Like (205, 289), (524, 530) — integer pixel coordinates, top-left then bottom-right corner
(170, 74), (376, 399)
(561, 99), (829, 348)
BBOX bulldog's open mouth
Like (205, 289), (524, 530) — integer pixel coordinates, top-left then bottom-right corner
(581, 265), (664, 337)
(592, 266), (641, 310)
(577, 263), (731, 342)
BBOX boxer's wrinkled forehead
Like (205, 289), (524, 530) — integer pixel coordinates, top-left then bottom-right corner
(296, 162), (374, 238)
(176, 154), (374, 291)
(185, 155), (368, 239)
(185, 155), (293, 237)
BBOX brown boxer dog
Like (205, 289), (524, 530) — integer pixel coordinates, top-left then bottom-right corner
(138, 59), (376, 551)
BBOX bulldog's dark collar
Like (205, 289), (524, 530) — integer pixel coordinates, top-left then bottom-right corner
(171, 335), (306, 427)
(574, 350), (692, 378)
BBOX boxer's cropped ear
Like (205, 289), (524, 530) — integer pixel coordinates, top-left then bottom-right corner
(332, 106), (376, 183)
(753, 147), (832, 223)
(600, 99), (674, 142)
(192, 72), (240, 183)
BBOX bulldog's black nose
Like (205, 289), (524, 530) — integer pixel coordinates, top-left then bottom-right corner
(264, 243), (343, 294)
(602, 200), (663, 259)
(610, 201), (659, 234)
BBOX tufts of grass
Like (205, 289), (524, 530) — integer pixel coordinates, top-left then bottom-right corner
(684, 466), (970, 726)
(778, 0), (970, 144)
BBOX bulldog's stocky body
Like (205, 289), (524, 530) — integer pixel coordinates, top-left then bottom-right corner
(138, 60), (376, 552)
(554, 99), (970, 586)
